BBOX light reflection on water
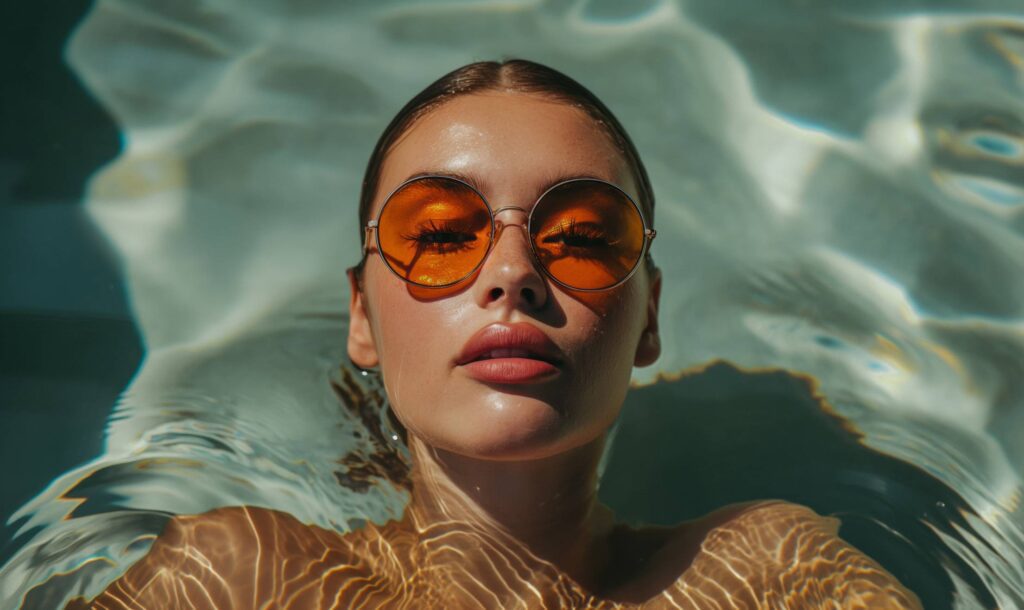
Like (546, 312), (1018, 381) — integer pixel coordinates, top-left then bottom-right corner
(2, 0), (1023, 607)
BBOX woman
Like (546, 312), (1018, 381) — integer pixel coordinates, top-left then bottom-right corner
(74, 60), (921, 609)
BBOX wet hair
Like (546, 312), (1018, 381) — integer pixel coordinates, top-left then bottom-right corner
(354, 59), (656, 274)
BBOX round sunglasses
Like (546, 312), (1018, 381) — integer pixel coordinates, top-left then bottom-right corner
(362, 175), (656, 291)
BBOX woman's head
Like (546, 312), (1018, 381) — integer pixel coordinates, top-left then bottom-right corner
(348, 60), (661, 461)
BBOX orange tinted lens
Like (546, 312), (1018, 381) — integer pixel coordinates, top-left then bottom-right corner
(377, 178), (491, 286)
(531, 181), (645, 290)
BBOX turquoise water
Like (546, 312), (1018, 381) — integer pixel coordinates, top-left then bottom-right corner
(2, 0), (1024, 607)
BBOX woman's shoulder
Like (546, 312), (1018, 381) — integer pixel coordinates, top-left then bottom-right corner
(73, 506), (401, 609)
(602, 500), (802, 601)
(691, 498), (841, 550)
(132, 505), (374, 569)
(647, 500), (922, 609)
(159, 505), (366, 552)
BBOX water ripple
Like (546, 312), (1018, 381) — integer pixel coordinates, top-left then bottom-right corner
(2, 1), (1022, 607)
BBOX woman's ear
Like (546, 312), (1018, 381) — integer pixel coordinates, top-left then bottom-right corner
(633, 266), (661, 367)
(347, 268), (380, 368)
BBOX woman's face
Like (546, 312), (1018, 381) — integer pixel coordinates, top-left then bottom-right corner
(348, 92), (660, 461)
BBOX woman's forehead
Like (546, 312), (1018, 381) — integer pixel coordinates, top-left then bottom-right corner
(373, 93), (635, 212)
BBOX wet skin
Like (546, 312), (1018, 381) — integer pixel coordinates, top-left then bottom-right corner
(73, 93), (923, 609)
(72, 500), (922, 609)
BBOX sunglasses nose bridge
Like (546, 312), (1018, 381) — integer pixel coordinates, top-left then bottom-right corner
(491, 205), (529, 223)
(490, 205), (531, 241)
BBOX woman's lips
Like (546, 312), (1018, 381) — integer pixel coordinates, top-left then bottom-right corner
(460, 358), (560, 384)
(455, 323), (563, 384)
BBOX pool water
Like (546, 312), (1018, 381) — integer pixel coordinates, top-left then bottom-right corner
(2, 0), (1023, 608)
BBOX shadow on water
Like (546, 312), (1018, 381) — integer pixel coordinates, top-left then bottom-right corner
(600, 362), (997, 610)
(1, 0), (131, 567)
(0, 0), (120, 203)
(0, 313), (143, 567)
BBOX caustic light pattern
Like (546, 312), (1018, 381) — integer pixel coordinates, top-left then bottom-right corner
(73, 503), (919, 610)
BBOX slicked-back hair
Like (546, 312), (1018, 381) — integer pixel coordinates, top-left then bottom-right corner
(354, 59), (655, 271)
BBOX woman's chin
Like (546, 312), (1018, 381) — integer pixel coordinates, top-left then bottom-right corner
(429, 401), (572, 461)
(456, 435), (564, 461)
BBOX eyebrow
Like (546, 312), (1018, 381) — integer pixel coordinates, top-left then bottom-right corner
(401, 169), (614, 199)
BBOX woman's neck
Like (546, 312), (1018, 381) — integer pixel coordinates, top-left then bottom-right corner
(404, 434), (616, 590)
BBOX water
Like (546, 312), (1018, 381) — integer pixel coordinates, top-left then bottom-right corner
(2, 0), (1023, 607)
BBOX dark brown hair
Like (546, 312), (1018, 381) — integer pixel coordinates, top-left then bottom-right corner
(354, 59), (655, 263)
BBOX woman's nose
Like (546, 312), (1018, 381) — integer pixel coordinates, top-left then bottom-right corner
(473, 212), (548, 311)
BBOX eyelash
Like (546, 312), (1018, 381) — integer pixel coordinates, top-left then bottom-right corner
(402, 220), (478, 253)
(542, 219), (610, 248)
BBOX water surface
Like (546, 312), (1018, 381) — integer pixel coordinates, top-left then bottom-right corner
(2, 1), (1023, 607)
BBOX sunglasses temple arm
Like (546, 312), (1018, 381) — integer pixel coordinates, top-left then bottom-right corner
(363, 221), (378, 255)
(644, 229), (657, 259)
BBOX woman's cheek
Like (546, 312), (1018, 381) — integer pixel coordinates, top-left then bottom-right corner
(568, 287), (644, 363)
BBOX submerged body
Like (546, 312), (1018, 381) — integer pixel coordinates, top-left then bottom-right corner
(75, 499), (919, 609)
